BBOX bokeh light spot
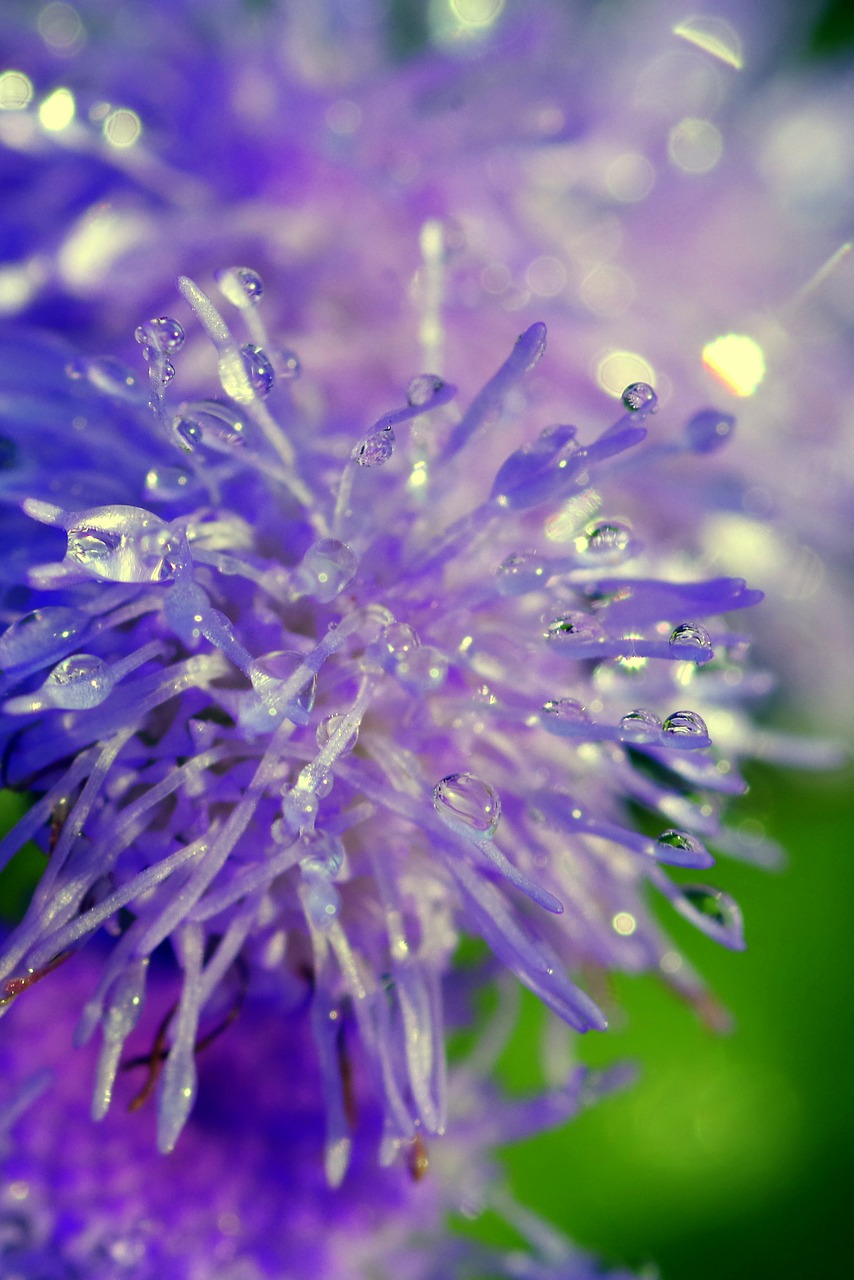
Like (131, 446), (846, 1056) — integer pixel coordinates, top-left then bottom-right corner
(702, 333), (766, 396)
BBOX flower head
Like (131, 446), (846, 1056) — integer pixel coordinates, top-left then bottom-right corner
(1, 262), (765, 1179)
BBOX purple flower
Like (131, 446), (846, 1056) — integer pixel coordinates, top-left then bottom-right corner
(0, 942), (636, 1279)
(1, 269), (762, 1170)
(0, 1), (841, 1276)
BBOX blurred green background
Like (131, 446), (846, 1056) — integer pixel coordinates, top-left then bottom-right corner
(489, 762), (854, 1277)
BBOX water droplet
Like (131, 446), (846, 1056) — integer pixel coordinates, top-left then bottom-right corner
(685, 409), (735, 454)
(250, 651), (317, 714)
(214, 266), (264, 309)
(655, 829), (711, 867)
(67, 356), (143, 402)
(380, 622), (420, 656)
(134, 315), (185, 356)
(283, 786), (319, 835)
(669, 622), (712, 656)
(301, 833), (346, 879)
(542, 698), (590, 723)
(42, 653), (114, 709)
(66, 506), (185, 582)
(144, 465), (193, 502)
(316, 713), (359, 755)
(544, 613), (606, 643)
(406, 374), (445, 407)
(662, 709), (708, 738)
(296, 539), (358, 602)
(680, 886), (744, 947)
(433, 772), (501, 838)
(357, 429), (395, 467)
(172, 400), (246, 452)
(497, 550), (548, 596)
(618, 708), (662, 741)
(394, 645), (448, 694)
(0, 606), (86, 670)
(240, 344), (275, 398)
(303, 877), (341, 929)
(576, 521), (633, 562)
(621, 382), (657, 413)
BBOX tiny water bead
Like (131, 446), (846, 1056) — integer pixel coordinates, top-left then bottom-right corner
(668, 622), (712, 655)
(66, 356), (144, 402)
(618, 708), (662, 741)
(295, 539), (358, 602)
(542, 698), (590, 724)
(41, 653), (115, 709)
(240, 344), (275, 398)
(65, 506), (187, 583)
(173, 401), (246, 451)
(621, 382), (657, 413)
(406, 374), (445, 407)
(679, 885), (744, 948)
(544, 613), (606, 643)
(356, 429), (395, 467)
(394, 645), (448, 694)
(654, 829), (712, 868)
(496, 550), (547, 596)
(316, 713), (359, 755)
(380, 622), (420, 657)
(249, 650), (317, 715)
(214, 266), (264, 309)
(300, 833), (346, 879)
(133, 316), (186, 357)
(432, 772), (501, 838)
(0, 607), (86, 670)
(576, 521), (633, 562)
(662, 709), (708, 738)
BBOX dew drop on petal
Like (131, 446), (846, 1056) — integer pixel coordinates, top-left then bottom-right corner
(394, 645), (448, 693)
(250, 650), (317, 714)
(66, 506), (185, 582)
(406, 374), (445, 407)
(679, 885), (744, 948)
(621, 382), (657, 413)
(662, 709), (708, 738)
(296, 539), (358, 602)
(655, 829), (711, 867)
(433, 772), (501, 838)
(497, 551), (547, 596)
(619, 708), (663, 741)
(381, 622), (420, 656)
(576, 521), (633, 563)
(42, 653), (115, 709)
(134, 316), (185, 355)
(301, 833), (346, 879)
(544, 613), (606, 643)
(669, 622), (712, 655)
(215, 266), (264, 309)
(0, 607), (86, 670)
(240, 344), (275, 398)
(316, 713), (359, 755)
(357, 429), (395, 467)
(542, 698), (590, 723)
(145, 465), (193, 503)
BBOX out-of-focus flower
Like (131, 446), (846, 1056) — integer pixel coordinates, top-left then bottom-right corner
(0, 942), (639, 1279)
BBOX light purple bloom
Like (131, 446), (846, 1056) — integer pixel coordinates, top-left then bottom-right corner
(0, 942), (636, 1279)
